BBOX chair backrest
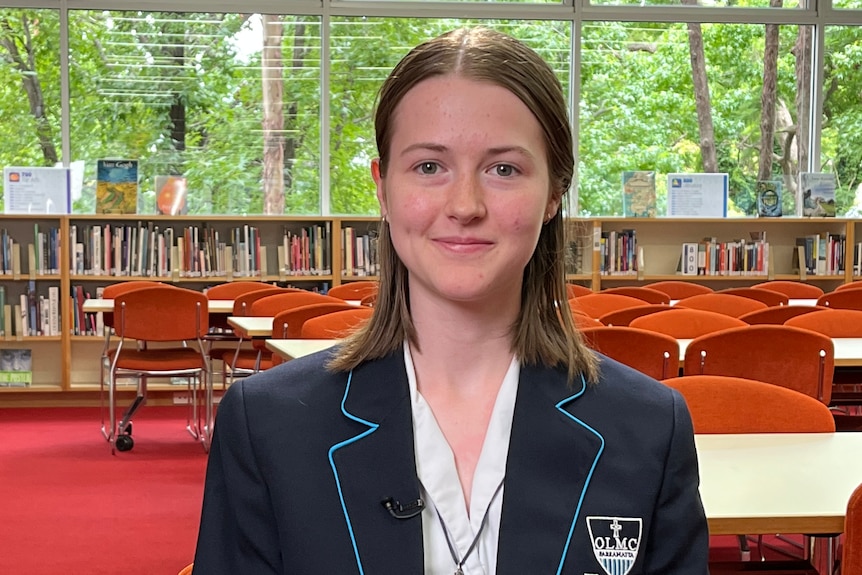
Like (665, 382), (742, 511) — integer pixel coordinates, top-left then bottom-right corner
(569, 293), (646, 318)
(643, 280), (713, 300)
(599, 304), (679, 326)
(629, 308), (747, 338)
(682, 324), (834, 404)
(114, 286), (209, 342)
(834, 281), (862, 292)
(843, 482), (862, 575)
(661, 375), (836, 433)
(327, 281), (379, 300)
(751, 280), (824, 299)
(785, 308), (862, 337)
(301, 307), (374, 339)
(204, 281), (287, 300)
(250, 291), (343, 317)
(580, 326), (679, 380)
(600, 286), (671, 304)
(572, 313), (605, 329)
(272, 302), (358, 338)
(231, 287), (292, 316)
(360, 292), (378, 307)
(675, 292), (767, 317)
(717, 287), (789, 307)
(817, 289), (862, 311)
(566, 283), (593, 298)
(102, 280), (170, 329)
(177, 563), (194, 575)
(738, 305), (829, 325)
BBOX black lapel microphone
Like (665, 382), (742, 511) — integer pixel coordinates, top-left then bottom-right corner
(381, 496), (425, 519)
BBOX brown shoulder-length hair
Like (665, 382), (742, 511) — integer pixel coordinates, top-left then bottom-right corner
(328, 27), (597, 384)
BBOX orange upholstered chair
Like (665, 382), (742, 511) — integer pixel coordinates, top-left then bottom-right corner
(177, 564), (194, 575)
(718, 287), (789, 307)
(327, 281), (379, 301)
(629, 308), (747, 339)
(269, 302), (358, 366)
(675, 292), (768, 318)
(785, 309), (862, 409)
(572, 313), (605, 329)
(843, 482), (862, 575)
(682, 324), (834, 405)
(834, 281), (862, 292)
(599, 304), (679, 326)
(817, 289), (862, 311)
(738, 305), (829, 325)
(566, 283), (593, 298)
(102, 286), (210, 453)
(580, 326), (679, 380)
(662, 374), (835, 434)
(751, 280), (825, 299)
(301, 307), (374, 339)
(643, 280), (713, 300)
(569, 293), (645, 318)
(600, 286), (671, 304)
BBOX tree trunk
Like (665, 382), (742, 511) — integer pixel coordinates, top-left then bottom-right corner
(681, 0), (717, 172)
(0, 15), (59, 165)
(283, 23), (306, 200)
(262, 15), (285, 215)
(758, 1), (782, 181)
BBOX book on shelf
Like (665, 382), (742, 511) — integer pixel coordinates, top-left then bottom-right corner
(3, 166), (70, 214)
(666, 173), (728, 217)
(798, 173), (837, 217)
(155, 175), (188, 215)
(622, 171), (657, 218)
(791, 232), (845, 276)
(96, 159), (138, 215)
(599, 229), (638, 275)
(755, 180), (782, 217)
(565, 238), (585, 275)
(691, 235), (769, 276)
(0, 348), (32, 387)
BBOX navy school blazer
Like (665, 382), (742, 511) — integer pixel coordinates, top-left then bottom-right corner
(193, 349), (709, 574)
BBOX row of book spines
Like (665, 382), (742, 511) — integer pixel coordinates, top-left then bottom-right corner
(598, 229), (638, 274)
(0, 286), (61, 338)
(681, 240), (770, 276)
(0, 227), (62, 275)
(341, 228), (379, 276)
(795, 234), (845, 275)
(69, 225), (332, 277)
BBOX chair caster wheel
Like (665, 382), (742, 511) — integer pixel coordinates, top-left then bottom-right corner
(115, 434), (134, 452)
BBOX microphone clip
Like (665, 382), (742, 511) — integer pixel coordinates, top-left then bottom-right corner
(381, 496), (425, 519)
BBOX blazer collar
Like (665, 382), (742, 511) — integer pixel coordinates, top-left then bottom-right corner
(330, 353), (602, 575)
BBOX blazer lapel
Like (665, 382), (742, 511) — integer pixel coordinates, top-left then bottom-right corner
(496, 364), (604, 575)
(328, 351), (424, 575)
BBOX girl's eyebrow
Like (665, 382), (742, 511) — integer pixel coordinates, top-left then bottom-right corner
(399, 143), (447, 156)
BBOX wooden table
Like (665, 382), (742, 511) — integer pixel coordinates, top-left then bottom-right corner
(83, 298), (234, 314)
(265, 338), (340, 360)
(226, 316), (274, 338)
(678, 337), (862, 367)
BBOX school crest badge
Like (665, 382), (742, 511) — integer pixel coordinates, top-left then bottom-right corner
(586, 516), (642, 575)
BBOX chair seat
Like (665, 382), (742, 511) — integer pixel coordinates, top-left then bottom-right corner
(109, 347), (206, 371)
(229, 349), (274, 372)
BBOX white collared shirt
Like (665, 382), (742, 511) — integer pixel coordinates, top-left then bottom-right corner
(404, 343), (520, 575)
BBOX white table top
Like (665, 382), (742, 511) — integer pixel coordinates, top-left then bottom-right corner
(227, 316), (275, 338)
(678, 337), (862, 367)
(696, 432), (862, 535)
(82, 298), (233, 314)
(670, 299), (818, 307)
(265, 338), (340, 360)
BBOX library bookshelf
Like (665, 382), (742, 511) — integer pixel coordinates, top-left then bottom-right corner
(0, 213), (856, 406)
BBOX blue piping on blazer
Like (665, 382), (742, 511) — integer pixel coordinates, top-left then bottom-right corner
(554, 373), (606, 575)
(328, 370), (377, 575)
(328, 370), (607, 575)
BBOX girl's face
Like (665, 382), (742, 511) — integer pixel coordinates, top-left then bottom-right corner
(372, 74), (559, 309)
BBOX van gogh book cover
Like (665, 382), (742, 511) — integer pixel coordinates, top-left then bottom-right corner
(96, 159), (138, 214)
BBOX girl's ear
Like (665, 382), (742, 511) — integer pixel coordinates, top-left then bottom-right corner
(371, 158), (387, 218)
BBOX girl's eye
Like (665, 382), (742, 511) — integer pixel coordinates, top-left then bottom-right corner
(494, 164), (516, 177)
(418, 162), (438, 175)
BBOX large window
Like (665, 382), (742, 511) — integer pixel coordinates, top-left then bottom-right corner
(0, 1), (860, 216)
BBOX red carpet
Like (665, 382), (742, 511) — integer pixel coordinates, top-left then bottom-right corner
(0, 407), (207, 575)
